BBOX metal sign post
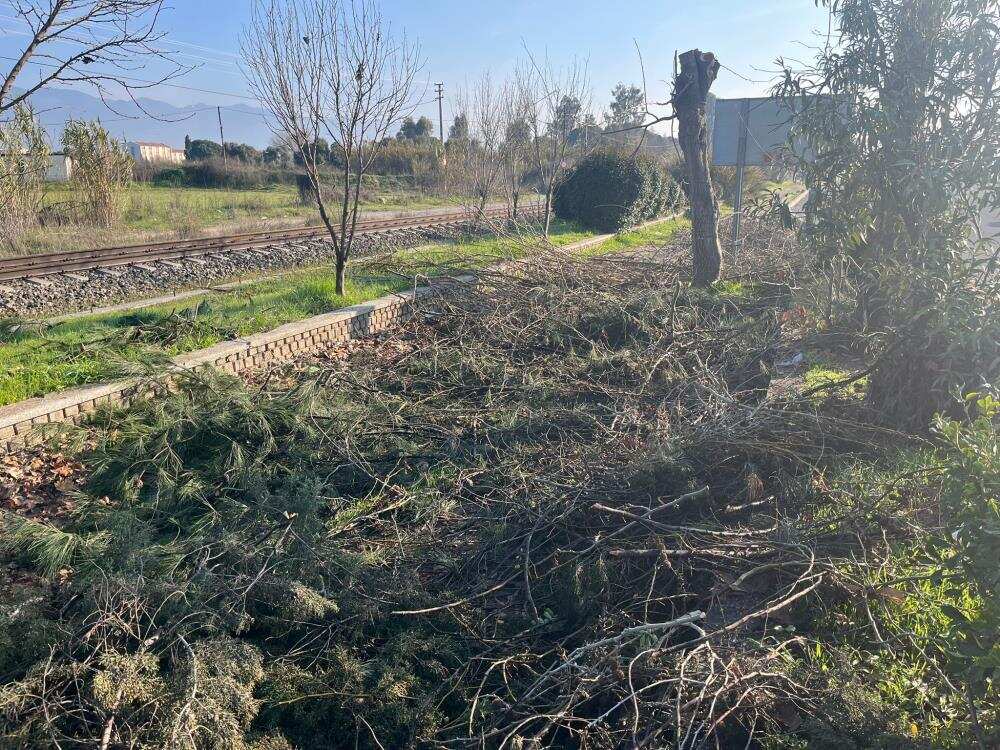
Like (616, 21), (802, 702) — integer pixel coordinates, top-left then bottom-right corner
(712, 96), (806, 263)
(731, 98), (751, 262)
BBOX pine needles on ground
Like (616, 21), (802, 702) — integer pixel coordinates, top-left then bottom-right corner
(0, 216), (994, 748)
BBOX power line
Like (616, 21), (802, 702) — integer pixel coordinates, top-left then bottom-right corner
(0, 52), (258, 100)
(163, 38), (241, 61)
(36, 103), (273, 128)
(0, 12), (243, 74)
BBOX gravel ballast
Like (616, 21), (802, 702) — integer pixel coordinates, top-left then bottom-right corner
(0, 225), (466, 319)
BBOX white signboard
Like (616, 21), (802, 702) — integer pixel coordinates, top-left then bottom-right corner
(711, 96), (796, 167)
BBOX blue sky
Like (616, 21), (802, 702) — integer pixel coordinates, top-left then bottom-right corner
(1, 0), (832, 135)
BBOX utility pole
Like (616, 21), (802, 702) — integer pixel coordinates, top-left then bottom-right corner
(435, 82), (447, 179)
(435, 83), (445, 143)
(217, 106), (227, 167)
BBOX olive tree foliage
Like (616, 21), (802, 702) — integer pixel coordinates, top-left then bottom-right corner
(0, 105), (48, 247)
(0, 0), (184, 116)
(517, 53), (590, 237)
(62, 119), (133, 228)
(776, 0), (1000, 426)
(777, 0), (1000, 316)
(242, 0), (422, 295)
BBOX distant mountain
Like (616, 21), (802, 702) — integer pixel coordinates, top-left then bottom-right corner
(19, 86), (275, 149)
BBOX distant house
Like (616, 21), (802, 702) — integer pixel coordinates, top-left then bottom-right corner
(45, 152), (73, 182)
(0, 151), (73, 182)
(126, 141), (186, 164)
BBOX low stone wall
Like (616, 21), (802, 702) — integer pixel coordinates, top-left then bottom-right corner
(0, 288), (421, 451)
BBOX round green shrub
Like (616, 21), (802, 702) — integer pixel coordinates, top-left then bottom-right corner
(152, 167), (186, 187)
(553, 149), (681, 233)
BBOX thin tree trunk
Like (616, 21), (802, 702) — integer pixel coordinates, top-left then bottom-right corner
(309, 162), (342, 269)
(543, 186), (553, 237)
(335, 254), (346, 296)
(477, 191), (488, 224)
(675, 49), (722, 286)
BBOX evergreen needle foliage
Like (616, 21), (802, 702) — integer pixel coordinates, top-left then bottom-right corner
(0, 216), (995, 747)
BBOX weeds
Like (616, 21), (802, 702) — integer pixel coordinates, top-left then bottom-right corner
(0, 216), (994, 747)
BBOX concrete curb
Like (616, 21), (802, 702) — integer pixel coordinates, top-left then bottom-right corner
(0, 214), (681, 452)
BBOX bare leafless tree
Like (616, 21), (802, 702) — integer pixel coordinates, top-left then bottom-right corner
(454, 73), (507, 222)
(0, 0), (184, 116)
(242, 0), (422, 295)
(501, 84), (533, 221)
(518, 52), (590, 237)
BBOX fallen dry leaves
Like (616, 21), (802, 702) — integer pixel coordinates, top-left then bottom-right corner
(0, 446), (82, 522)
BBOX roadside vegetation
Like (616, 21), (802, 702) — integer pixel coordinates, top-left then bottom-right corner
(17, 178), (461, 256)
(1, 209), (995, 747)
(1, 0), (995, 747)
(0, 218), (684, 406)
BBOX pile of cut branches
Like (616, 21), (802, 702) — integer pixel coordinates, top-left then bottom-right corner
(0, 217), (988, 748)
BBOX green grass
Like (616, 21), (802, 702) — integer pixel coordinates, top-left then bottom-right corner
(0, 274), (404, 406)
(1, 217), (687, 406)
(13, 183), (463, 256)
(572, 216), (689, 257)
(711, 279), (750, 298)
(803, 361), (868, 399)
(761, 179), (805, 199)
(42, 182), (313, 232)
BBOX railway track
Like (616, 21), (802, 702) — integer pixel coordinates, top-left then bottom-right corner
(0, 204), (532, 283)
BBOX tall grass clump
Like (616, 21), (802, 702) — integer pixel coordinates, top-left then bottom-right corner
(62, 120), (133, 228)
(0, 105), (48, 248)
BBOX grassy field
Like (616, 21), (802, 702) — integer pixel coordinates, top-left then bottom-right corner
(761, 179), (805, 199)
(10, 182), (463, 256)
(0, 218), (686, 406)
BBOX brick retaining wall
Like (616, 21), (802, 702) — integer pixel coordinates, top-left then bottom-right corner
(0, 287), (423, 451)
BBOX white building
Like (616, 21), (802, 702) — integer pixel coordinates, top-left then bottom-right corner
(45, 152), (74, 181)
(126, 141), (186, 164)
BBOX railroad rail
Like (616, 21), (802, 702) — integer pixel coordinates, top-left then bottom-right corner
(0, 204), (536, 282)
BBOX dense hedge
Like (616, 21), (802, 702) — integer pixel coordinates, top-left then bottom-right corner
(143, 160), (429, 195)
(142, 159), (301, 190)
(553, 149), (681, 232)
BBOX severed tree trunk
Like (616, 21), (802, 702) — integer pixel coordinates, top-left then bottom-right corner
(675, 49), (722, 286)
